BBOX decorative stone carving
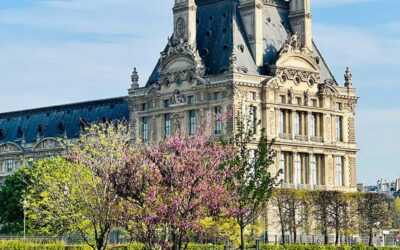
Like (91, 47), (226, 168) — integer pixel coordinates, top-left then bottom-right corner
(0, 143), (21, 154)
(172, 89), (186, 105)
(161, 38), (204, 73)
(288, 87), (295, 104)
(319, 83), (339, 96)
(227, 53), (249, 74)
(347, 100), (357, 114)
(304, 90), (310, 106)
(344, 67), (353, 87)
(34, 138), (64, 151)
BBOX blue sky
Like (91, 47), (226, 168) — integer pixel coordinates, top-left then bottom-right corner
(0, 0), (399, 184)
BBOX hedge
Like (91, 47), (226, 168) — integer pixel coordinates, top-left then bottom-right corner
(1, 242), (399, 250)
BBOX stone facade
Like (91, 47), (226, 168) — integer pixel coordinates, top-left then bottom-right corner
(0, 0), (359, 191)
(128, 0), (359, 191)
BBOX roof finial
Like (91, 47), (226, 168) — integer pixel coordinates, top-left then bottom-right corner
(344, 66), (353, 87)
(131, 67), (139, 89)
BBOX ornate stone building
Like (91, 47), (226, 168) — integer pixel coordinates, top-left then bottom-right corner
(0, 0), (358, 191)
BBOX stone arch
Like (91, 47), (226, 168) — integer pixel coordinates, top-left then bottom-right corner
(0, 142), (23, 154)
(32, 138), (65, 151)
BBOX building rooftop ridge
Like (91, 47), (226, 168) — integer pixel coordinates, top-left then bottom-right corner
(0, 96), (128, 120)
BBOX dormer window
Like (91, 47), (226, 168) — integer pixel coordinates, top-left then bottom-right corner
(57, 122), (66, 134)
(0, 129), (5, 140)
(37, 124), (47, 137)
(17, 127), (24, 139)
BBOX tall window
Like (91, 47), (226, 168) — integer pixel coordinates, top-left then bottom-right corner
(187, 96), (195, 104)
(142, 103), (148, 111)
(141, 117), (148, 142)
(214, 92), (222, 101)
(214, 106), (222, 135)
(6, 159), (13, 172)
(294, 153), (302, 185)
(164, 99), (170, 108)
(249, 106), (256, 133)
(336, 116), (343, 141)
(310, 155), (317, 185)
(189, 110), (196, 135)
(336, 156), (344, 186)
(310, 113), (317, 137)
(164, 114), (171, 137)
(279, 152), (286, 183)
(295, 112), (301, 136)
(279, 110), (285, 134)
(248, 92), (256, 101)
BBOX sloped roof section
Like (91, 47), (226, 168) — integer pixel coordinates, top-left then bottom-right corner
(0, 97), (129, 144)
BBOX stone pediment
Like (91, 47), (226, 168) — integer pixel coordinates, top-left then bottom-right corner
(0, 142), (23, 154)
(270, 34), (321, 86)
(159, 38), (205, 86)
(33, 138), (65, 151)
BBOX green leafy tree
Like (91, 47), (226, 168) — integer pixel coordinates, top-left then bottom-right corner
(358, 192), (390, 246)
(27, 122), (131, 250)
(392, 197), (400, 229)
(0, 167), (31, 234)
(226, 111), (280, 250)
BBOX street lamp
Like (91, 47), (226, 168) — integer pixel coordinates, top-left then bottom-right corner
(22, 198), (27, 241)
(63, 184), (69, 196)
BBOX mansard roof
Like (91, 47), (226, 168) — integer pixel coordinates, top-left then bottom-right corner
(146, 0), (335, 86)
(0, 97), (129, 145)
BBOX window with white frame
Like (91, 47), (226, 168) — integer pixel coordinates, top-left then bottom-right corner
(6, 159), (13, 172)
(336, 116), (343, 141)
(295, 112), (301, 136)
(336, 156), (344, 186)
(310, 155), (317, 185)
(279, 110), (285, 134)
(141, 117), (148, 142)
(310, 113), (317, 137)
(164, 114), (171, 137)
(248, 92), (256, 101)
(294, 153), (302, 185)
(189, 110), (196, 135)
(249, 106), (256, 133)
(279, 152), (286, 183)
(214, 106), (222, 135)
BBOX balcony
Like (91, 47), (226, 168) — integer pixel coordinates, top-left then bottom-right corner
(310, 136), (324, 143)
(294, 135), (308, 141)
(279, 133), (293, 140)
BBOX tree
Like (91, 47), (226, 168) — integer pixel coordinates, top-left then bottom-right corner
(0, 167), (31, 234)
(358, 192), (390, 246)
(112, 124), (236, 250)
(328, 191), (348, 245)
(392, 197), (400, 229)
(313, 190), (336, 245)
(270, 189), (292, 245)
(226, 112), (280, 250)
(27, 122), (131, 250)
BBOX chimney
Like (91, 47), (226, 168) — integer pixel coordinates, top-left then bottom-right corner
(173, 0), (197, 48)
(289, 0), (312, 50)
(239, 0), (264, 67)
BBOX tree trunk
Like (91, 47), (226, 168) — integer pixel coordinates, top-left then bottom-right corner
(281, 226), (285, 245)
(369, 228), (373, 246)
(335, 225), (340, 245)
(324, 227), (329, 245)
(240, 225), (245, 250)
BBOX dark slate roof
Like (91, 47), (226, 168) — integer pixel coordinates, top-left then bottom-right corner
(0, 97), (129, 144)
(146, 0), (336, 86)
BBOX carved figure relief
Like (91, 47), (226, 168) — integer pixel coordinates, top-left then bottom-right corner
(34, 139), (63, 151)
(172, 89), (186, 104)
(0, 143), (20, 153)
(288, 87), (295, 104)
(176, 18), (186, 38)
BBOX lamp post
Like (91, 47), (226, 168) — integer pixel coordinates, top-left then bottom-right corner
(62, 184), (70, 243)
(22, 198), (27, 241)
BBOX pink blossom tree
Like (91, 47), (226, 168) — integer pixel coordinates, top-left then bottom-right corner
(111, 114), (237, 250)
